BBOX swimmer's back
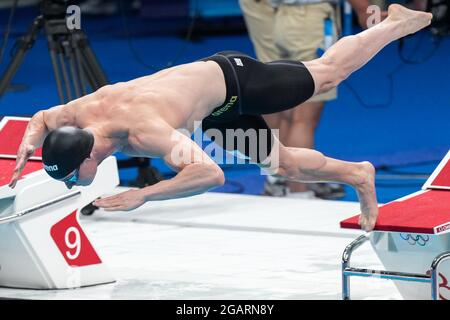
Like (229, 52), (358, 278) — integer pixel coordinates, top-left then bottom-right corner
(67, 60), (226, 132)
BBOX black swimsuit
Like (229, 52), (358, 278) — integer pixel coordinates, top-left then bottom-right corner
(200, 51), (316, 163)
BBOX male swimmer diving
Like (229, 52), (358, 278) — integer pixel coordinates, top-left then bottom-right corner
(9, 5), (433, 231)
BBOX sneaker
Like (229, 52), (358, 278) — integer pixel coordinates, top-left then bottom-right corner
(80, 0), (118, 15)
(285, 190), (318, 200)
(0, 0), (39, 9)
(131, 0), (141, 10)
(263, 176), (288, 197)
(309, 183), (346, 200)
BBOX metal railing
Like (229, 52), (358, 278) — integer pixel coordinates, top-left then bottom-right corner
(0, 191), (80, 225)
(342, 234), (450, 300)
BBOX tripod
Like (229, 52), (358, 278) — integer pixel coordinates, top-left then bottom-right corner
(0, 12), (108, 102)
(0, 4), (163, 214)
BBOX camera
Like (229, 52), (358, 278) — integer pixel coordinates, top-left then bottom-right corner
(427, 0), (450, 35)
(40, 0), (71, 19)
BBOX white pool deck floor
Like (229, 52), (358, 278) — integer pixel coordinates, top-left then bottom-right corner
(0, 188), (402, 300)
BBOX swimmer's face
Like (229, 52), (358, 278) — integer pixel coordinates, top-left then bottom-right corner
(63, 158), (98, 189)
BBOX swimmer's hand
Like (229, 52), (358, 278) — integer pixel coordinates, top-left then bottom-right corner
(93, 189), (146, 212)
(9, 144), (36, 189)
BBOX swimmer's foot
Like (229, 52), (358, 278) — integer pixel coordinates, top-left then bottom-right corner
(386, 4), (433, 38)
(354, 162), (379, 232)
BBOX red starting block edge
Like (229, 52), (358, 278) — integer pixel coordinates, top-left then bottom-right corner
(423, 150), (450, 190)
(340, 150), (450, 300)
(0, 116), (45, 188)
(0, 116), (42, 160)
(340, 150), (450, 235)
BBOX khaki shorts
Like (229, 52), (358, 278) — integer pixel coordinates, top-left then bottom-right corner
(239, 0), (338, 102)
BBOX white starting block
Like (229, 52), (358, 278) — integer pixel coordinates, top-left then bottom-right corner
(341, 150), (450, 300)
(0, 117), (119, 289)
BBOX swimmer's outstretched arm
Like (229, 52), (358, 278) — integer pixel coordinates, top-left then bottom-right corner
(94, 126), (225, 211)
(9, 111), (48, 188)
(9, 104), (76, 188)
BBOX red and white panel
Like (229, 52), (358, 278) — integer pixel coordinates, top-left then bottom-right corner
(0, 115), (119, 289)
(423, 150), (450, 190)
(0, 116), (42, 160)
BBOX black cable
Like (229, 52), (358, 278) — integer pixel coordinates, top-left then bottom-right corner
(0, 0), (19, 67)
(222, 180), (245, 194)
(344, 31), (442, 109)
(118, 0), (198, 72)
(375, 182), (424, 188)
(377, 159), (441, 177)
(118, 0), (159, 71)
(398, 32), (443, 64)
(165, 9), (198, 68)
(371, 160), (441, 189)
(376, 173), (430, 179)
(343, 62), (403, 109)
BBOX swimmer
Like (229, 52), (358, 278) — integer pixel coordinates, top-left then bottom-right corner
(9, 5), (432, 231)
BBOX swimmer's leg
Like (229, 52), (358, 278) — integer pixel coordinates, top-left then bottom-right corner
(303, 4), (432, 95)
(262, 141), (377, 231)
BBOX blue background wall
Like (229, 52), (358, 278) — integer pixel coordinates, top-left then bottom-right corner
(0, 4), (448, 203)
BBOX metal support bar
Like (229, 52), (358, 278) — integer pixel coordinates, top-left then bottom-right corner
(344, 267), (430, 283)
(342, 234), (450, 300)
(0, 190), (81, 225)
(342, 234), (368, 300)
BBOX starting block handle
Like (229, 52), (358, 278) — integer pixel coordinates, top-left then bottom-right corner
(342, 235), (450, 300)
(431, 252), (450, 300)
(0, 190), (81, 225)
(0, 154), (41, 161)
(342, 234), (368, 264)
(342, 234), (369, 300)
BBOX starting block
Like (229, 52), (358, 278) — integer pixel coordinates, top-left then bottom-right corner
(340, 150), (450, 300)
(0, 116), (119, 289)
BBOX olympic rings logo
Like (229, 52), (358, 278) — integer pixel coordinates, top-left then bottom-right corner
(399, 233), (430, 246)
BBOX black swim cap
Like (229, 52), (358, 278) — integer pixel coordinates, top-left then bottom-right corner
(42, 127), (94, 180)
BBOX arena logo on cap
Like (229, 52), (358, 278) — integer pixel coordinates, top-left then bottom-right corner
(44, 164), (59, 172)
